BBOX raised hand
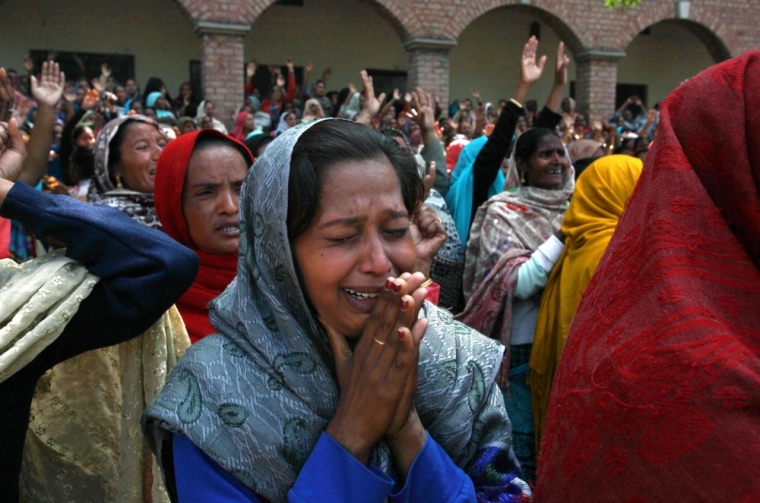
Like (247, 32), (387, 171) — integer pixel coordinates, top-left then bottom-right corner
(22, 56), (34, 72)
(410, 201), (447, 278)
(276, 74), (286, 88)
(358, 70), (386, 118)
(303, 59), (313, 73)
(0, 119), (26, 184)
(322, 68), (332, 80)
(409, 88), (435, 134)
(30, 61), (65, 109)
(520, 36), (547, 85)
(0, 68), (16, 121)
(246, 60), (257, 78)
(91, 78), (104, 93)
(470, 88), (481, 101)
(285, 57), (294, 73)
(393, 88), (401, 102)
(101, 63), (111, 79)
(555, 41), (570, 86)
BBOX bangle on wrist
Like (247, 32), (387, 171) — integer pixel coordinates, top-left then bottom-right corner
(509, 98), (523, 109)
(421, 277), (433, 288)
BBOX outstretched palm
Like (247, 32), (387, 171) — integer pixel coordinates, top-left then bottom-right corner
(360, 70), (385, 116)
(31, 61), (65, 108)
(410, 88), (435, 133)
(521, 36), (546, 84)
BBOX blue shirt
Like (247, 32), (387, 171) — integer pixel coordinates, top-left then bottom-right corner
(173, 431), (479, 502)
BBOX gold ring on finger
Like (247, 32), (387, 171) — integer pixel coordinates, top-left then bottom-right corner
(373, 337), (386, 346)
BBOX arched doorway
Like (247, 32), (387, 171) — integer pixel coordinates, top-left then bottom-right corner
(617, 20), (728, 107)
(244, 0), (408, 99)
(449, 6), (580, 108)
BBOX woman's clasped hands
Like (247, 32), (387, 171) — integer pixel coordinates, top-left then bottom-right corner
(322, 272), (430, 480)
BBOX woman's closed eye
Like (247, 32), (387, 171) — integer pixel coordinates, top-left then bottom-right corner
(194, 189), (215, 198)
(326, 233), (358, 244)
(384, 228), (408, 238)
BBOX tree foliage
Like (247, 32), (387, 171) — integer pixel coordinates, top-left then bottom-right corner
(605, 0), (644, 7)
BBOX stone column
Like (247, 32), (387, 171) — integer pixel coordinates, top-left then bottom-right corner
(575, 49), (625, 121)
(195, 21), (250, 131)
(404, 38), (457, 116)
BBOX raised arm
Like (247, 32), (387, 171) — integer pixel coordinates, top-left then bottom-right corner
(379, 88), (400, 118)
(0, 117), (199, 361)
(512, 36), (546, 107)
(544, 42), (570, 113)
(410, 88), (448, 196)
(18, 61), (65, 187)
(355, 70), (386, 126)
(471, 37), (545, 221)
(284, 58), (297, 102)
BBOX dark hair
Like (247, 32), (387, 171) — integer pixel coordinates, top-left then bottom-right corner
(514, 127), (558, 165)
(573, 156), (600, 181)
(315, 79), (326, 87)
(245, 134), (274, 156)
(107, 120), (140, 180)
(71, 125), (91, 144)
(69, 146), (95, 181)
(286, 121), (422, 241)
(378, 127), (411, 151)
(143, 77), (171, 107)
(193, 132), (253, 165)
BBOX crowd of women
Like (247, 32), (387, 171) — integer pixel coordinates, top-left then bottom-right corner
(0, 33), (757, 503)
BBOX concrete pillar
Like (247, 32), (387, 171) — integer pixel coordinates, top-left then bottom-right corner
(195, 21), (250, 131)
(575, 49), (625, 121)
(404, 38), (457, 117)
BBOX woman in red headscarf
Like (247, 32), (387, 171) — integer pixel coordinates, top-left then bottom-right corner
(231, 110), (254, 142)
(155, 129), (253, 343)
(535, 52), (760, 501)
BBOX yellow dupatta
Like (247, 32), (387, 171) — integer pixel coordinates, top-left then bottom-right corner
(529, 155), (643, 452)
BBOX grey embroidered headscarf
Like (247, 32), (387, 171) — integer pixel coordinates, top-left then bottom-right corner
(88, 115), (163, 229)
(143, 119), (526, 502)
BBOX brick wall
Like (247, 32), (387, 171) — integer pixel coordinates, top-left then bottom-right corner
(176, 0), (760, 121)
(575, 56), (618, 121)
(407, 47), (451, 113)
(200, 32), (246, 129)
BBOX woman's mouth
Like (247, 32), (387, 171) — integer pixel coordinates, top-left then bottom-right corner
(341, 288), (381, 313)
(343, 288), (379, 300)
(217, 224), (240, 234)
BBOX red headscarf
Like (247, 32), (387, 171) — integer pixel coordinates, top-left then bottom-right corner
(536, 53), (760, 501)
(231, 110), (251, 143)
(154, 129), (253, 343)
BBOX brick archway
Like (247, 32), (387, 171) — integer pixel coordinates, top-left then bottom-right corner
(443, 1), (586, 56)
(619, 3), (733, 61)
(175, 0), (419, 41)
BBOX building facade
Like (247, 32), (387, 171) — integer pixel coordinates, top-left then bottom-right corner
(1, 0), (757, 126)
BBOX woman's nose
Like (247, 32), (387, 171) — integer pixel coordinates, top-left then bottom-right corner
(358, 233), (392, 275)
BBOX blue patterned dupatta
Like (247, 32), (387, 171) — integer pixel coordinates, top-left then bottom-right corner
(142, 119), (530, 502)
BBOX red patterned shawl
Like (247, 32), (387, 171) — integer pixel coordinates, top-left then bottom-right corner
(535, 53), (760, 501)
